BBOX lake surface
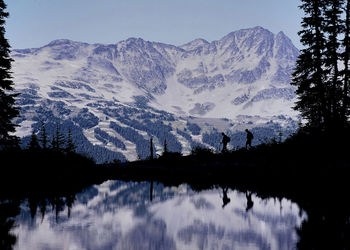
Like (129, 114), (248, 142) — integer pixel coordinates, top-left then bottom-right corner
(7, 180), (305, 250)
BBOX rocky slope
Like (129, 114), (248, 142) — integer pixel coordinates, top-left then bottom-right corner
(11, 26), (299, 162)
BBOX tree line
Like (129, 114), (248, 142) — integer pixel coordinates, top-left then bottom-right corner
(27, 123), (76, 153)
(292, 0), (350, 131)
(0, 0), (18, 150)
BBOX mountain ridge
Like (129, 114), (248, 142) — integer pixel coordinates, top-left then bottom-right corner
(12, 26), (300, 162)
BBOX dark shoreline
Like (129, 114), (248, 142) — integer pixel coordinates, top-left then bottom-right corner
(1, 139), (350, 249)
(1, 128), (350, 200)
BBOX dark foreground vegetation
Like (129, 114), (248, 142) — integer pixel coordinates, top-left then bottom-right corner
(1, 128), (350, 249)
(1, 126), (349, 194)
(0, 149), (103, 197)
(107, 127), (350, 250)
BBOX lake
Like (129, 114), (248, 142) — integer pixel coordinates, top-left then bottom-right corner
(2, 180), (306, 250)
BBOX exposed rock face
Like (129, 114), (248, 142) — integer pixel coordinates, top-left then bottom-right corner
(11, 27), (299, 162)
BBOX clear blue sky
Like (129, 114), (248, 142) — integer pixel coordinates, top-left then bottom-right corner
(5, 0), (303, 49)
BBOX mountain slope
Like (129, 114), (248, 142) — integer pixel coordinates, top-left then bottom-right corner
(11, 27), (299, 162)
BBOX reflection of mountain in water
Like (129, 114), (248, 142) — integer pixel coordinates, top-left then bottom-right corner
(12, 180), (303, 250)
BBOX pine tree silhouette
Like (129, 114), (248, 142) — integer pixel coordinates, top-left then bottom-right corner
(323, 0), (345, 127)
(28, 131), (41, 151)
(342, 1), (350, 123)
(163, 139), (167, 154)
(65, 129), (76, 153)
(292, 0), (328, 129)
(0, 1), (19, 150)
(149, 138), (154, 160)
(51, 124), (65, 152)
(39, 122), (48, 150)
(292, 0), (350, 130)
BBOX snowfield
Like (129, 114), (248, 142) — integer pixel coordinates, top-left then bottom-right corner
(12, 27), (300, 162)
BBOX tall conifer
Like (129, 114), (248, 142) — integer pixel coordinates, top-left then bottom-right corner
(0, 0), (19, 149)
(65, 129), (76, 153)
(163, 139), (167, 154)
(323, 0), (345, 126)
(39, 122), (48, 150)
(292, 0), (328, 129)
(149, 138), (154, 160)
(52, 124), (65, 151)
(28, 131), (40, 151)
(342, 0), (350, 124)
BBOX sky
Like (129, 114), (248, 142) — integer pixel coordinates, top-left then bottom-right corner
(5, 0), (303, 50)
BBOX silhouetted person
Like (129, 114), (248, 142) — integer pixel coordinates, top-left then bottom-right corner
(246, 191), (254, 212)
(221, 186), (231, 208)
(221, 132), (230, 153)
(245, 129), (253, 149)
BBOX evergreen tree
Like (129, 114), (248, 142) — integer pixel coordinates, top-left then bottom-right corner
(0, 1), (19, 149)
(323, 0), (345, 127)
(51, 124), (65, 151)
(65, 129), (76, 153)
(163, 139), (168, 154)
(342, 0), (350, 124)
(39, 122), (48, 150)
(149, 137), (154, 160)
(292, 0), (328, 129)
(293, 0), (350, 130)
(28, 131), (40, 151)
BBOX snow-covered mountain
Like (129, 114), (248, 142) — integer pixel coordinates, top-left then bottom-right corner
(14, 180), (305, 250)
(11, 26), (299, 163)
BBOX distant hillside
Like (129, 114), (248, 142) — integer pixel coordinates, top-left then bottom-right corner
(12, 27), (299, 163)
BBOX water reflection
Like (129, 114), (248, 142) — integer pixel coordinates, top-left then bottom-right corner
(0, 200), (20, 250)
(7, 181), (305, 250)
(220, 186), (230, 208)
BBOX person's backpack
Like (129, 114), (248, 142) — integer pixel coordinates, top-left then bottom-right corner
(248, 131), (253, 139)
(224, 135), (230, 143)
(247, 131), (254, 140)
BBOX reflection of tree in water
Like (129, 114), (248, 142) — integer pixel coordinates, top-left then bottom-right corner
(19, 192), (79, 229)
(0, 200), (20, 250)
(8, 179), (350, 250)
(38, 199), (47, 223)
(65, 193), (76, 218)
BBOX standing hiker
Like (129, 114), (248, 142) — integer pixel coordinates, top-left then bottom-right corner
(221, 132), (230, 153)
(245, 129), (253, 149)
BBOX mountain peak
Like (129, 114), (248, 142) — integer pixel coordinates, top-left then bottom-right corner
(221, 26), (274, 42)
(276, 31), (291, 41)
(125, 37), (145, 43)
(252, 26), (267, 31)
(180, 38), (210, 51)
(46, 39), (89, 48)
(275, 31), (299, 60)
(47, 39), (74, 46)
(277, 30), (285, 36)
